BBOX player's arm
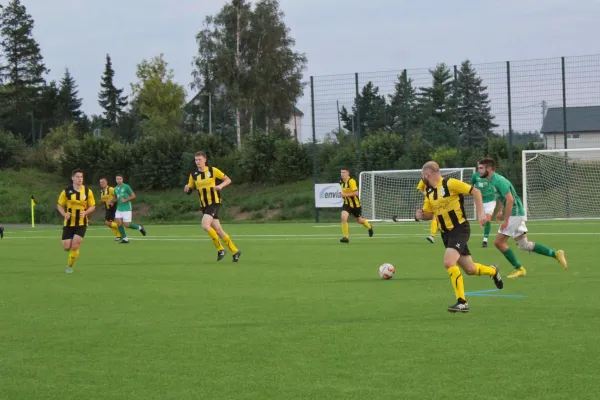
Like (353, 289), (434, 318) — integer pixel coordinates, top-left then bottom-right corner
(185, 173), (195, 194)
(416, 197), (434, 220)
(108, 187), (116, 206)
(448, 179), (485, 223)
(501, 192), (514, 225)
(57, 191), (70, 219)
(342, 179), (359, 198)
(213, 168), (230, 191)
(82, 190), (96, 217)
(122, 185), (136, 202)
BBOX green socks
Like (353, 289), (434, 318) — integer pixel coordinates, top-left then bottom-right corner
(118, 225), (127, 239)
(129, 222), (140, 230)
(502, 248), (522, 269)
(483, 221), (491, 239)
(533, 243), (555, 258)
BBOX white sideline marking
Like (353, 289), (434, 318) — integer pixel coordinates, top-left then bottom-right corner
(3, 232), (599, 241)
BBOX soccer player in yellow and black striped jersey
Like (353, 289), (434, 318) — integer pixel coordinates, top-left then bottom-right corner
(339, 168), (373, 243)
(57, 169), (96, 273)
(185, 151), (241, 262)
(99, 178), (121, 240)
(416, 161), (503, 313)
(417, 179), (438, 244)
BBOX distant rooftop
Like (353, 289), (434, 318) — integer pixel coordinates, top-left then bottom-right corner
(541, 106), (600, 133)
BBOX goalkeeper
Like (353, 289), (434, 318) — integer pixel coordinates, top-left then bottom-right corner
(416, 179), (437, 243)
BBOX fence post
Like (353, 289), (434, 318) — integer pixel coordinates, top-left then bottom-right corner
(506, 61), (514, 171)
(561, 56), (570, 217)
(453, 65), (460, 152)
(354, 72), (361, 171)
(310, 76), (319, 223)
(403, 69), (410, 156)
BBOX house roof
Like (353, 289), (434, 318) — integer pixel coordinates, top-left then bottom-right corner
(541, 106), (600, 134)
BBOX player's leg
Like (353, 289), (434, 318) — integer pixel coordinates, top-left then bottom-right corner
(62, 227), (83, 273)
(340, 207), (350, 243)
(355, 209), (373, 237)
(0, 225), (4, 239)
(458, 254), (503, 289)
(201, 211), (226, 259)
(115, 211), (128, 243)
(427, 219), (437, 243)
(212, 218), (241, 262)
(105, 217), (121, 240)
(482, 201), (495, 248)
(494, 218), (526, 278)
(443, 246), (469, 313)
(126, 216), (147, 236)
(514, 233), (568, 270)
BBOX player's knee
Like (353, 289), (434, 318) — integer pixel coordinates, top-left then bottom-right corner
(516, 238), (534, 251)
(494, 237), (505, 249)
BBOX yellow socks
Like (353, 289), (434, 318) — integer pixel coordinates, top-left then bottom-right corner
(342, 222), (349, 238)
(474, 263), (496, 276)
(68, 250), (79, 267)
(430, 219), (438, 236)
(447, 266), (466, 301)
(222, 234), (238, 254)
(362, 220), (371, 230)
(110, 222), (120, 237)
(207, 228), (224, 251)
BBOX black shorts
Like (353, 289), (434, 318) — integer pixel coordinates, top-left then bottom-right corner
(202, 203), (221, 219)
(105, 208), (116, 222)
(441, 221), (471, 256)
(342, 204), (362, 218)
(62, 226), (87, 240)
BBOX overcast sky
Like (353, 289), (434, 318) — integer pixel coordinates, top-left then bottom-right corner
(23, 0), (600, 140)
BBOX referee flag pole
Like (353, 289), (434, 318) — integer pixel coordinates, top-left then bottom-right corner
(31, 195), (36, 228)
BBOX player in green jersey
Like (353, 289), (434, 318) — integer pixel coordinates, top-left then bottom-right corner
(477, 158), (568, 278)
(470, 166), (497, 247)
(114, 174), (147, 244)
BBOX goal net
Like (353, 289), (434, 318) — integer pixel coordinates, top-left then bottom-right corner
(522, 148), (600, 220)
(358, 168), (476, 221)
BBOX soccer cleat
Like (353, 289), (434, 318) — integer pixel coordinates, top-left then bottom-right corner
(340, 237), (349, 243)
(65, 267), (73, 274)
(368, 227), (374, 237)
(119, 238), (130, 244)
(115, 237), (122, 241)
(426, 236), (435, 243)
(482, 240), (488, 248)
(232, 250), (241, 263)
(491, 264), (504, 289)
(217, 250), (226, 261)
(507, 266), (527, 279)
(555, 250), (568, 270)
(139, 225), (147, 236)
(0, 226), (3, 239)
(448, 300), (469, 313)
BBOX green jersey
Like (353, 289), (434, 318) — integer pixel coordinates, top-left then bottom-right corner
(489, 173), (525, 217)
(114, 183), (134, 212)
(469, 172), (496, 203)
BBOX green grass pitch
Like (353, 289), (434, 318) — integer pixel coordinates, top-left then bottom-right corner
(1, 221), (599, 399)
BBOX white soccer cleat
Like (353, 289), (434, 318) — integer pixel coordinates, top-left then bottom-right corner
(65, 267), (73, 274)
(426, 236), (435, 243)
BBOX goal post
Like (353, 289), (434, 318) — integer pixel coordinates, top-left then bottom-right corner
(358, 168), (476, 221)
(522, 147), (600, 220)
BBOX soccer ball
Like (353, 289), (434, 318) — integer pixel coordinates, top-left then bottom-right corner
(378, 263), (395, 279)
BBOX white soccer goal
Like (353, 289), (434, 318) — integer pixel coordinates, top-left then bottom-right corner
(358, 168), (476, 221)
(522, 147), (600, 220)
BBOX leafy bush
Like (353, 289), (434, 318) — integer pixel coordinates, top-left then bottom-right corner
(0, 131), (26, 169)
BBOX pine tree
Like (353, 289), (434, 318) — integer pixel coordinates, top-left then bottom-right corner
(0, 0), (48, 139)
(98, 54), (127, 125)
(388, 70), (418, 137)
(339, 81), (388, 136)
(418, 63), (455, 124)
(454, 60), (497, 147)
(57, 68), (82, 123)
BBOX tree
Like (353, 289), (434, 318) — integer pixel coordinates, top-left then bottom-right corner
(454, 60), (497, 147)
(339, 81), (388, 136)
(130, 53), (186, 136)
(0, 0), (48, 140)
(418, 63), (455, 124)
(34, 80), (60, 141)
(192, 0), (307, 147)
(56, 68), (83, 124)
(388, 70), (418, 137)
(98, 54), (128, 126)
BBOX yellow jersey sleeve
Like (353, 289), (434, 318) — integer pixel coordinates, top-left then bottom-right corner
(58, 190), (67, 207)
(188, 173), (196, 188)
(447, 178), (473, 195)
(416, 179), (426, 193)
(109, 187), (115, 196)
(213, 167), (226, 180)
(87, 189), (96, 207)
(422, 196), (433, 213)
(349, 178), (358, 191)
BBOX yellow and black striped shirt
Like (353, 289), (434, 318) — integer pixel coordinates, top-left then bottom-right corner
(341, 177), (360, 208)
(100, 186), (116, 211)
(422, 177), (472, 233)
(58, 185), (96, 227)
(188, 166), (226, 207)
